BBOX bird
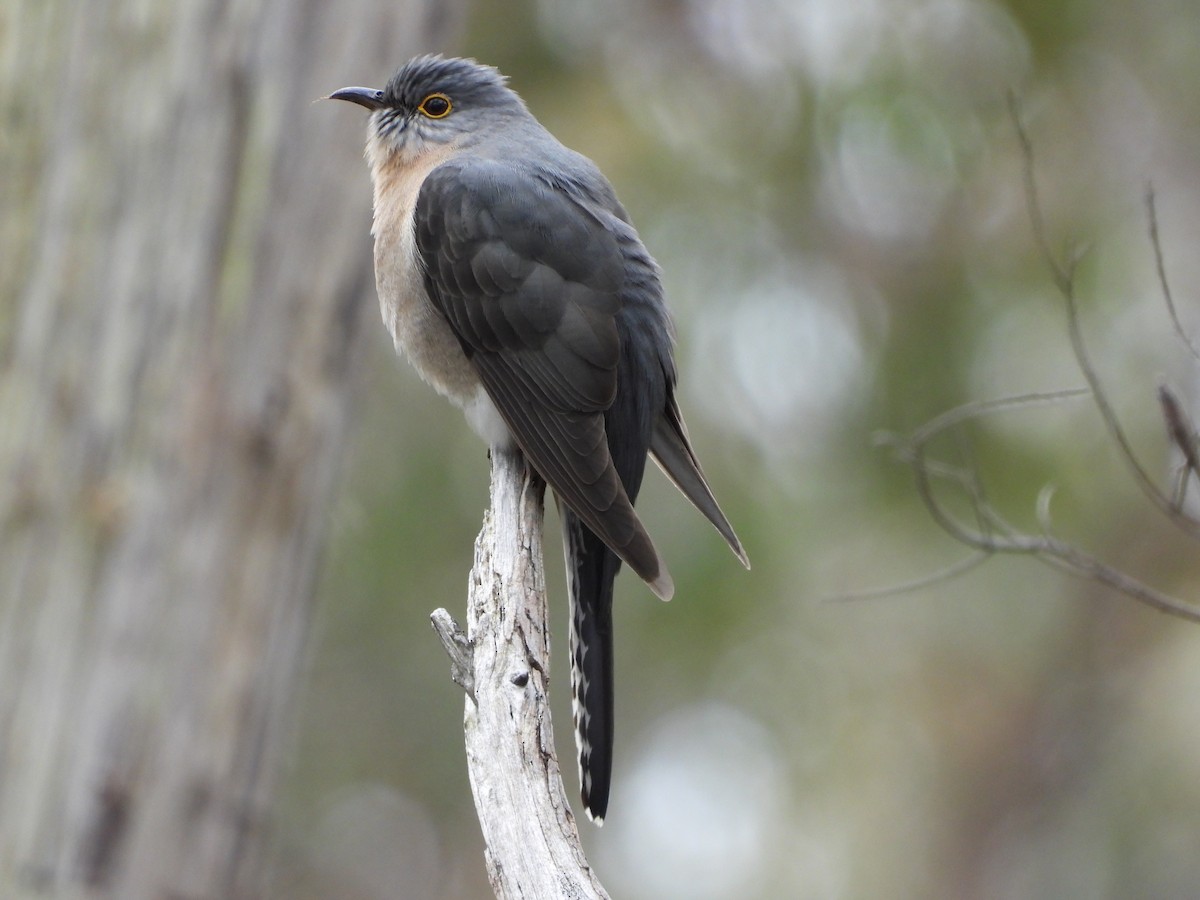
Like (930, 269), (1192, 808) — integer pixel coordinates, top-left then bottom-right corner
(328, 55), (748, 824)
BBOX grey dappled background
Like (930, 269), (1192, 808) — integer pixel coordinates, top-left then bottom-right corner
(274, 1), (1200, 897)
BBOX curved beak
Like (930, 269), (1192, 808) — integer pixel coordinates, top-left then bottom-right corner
(326, 86), (385, 110)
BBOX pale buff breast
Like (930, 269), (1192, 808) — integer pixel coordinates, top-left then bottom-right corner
(368, 140), (513, 448)
(370, 141), (477, 401)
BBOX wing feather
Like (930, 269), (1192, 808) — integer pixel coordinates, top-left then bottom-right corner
(414, 158), (667, 589)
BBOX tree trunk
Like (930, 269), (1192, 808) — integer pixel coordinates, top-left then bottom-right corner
(0, 1), (461, 897)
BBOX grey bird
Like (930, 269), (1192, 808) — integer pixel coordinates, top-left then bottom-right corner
(329, 55), (748, 824)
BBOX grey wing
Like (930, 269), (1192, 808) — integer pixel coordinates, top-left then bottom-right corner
(414, 158), (671, 597)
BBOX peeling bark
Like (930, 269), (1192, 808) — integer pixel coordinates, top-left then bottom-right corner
(433, 450), (609, 899)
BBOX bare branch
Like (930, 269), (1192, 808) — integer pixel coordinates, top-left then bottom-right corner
(878, 389), (1091, 451)
(1008, 92), (1072, 295)
(848, 102), (1200, 632)
(1033, 537), (1200, 623)
(450, 449), (609, 900)
(430, 608), (475, 700)
(1146, 188), (1200, 364)
(912, 449), (1200, 623)
(829, 551), (993, 602)
(1010, 97), (1200, 543)
(876, 382), (1200, 623)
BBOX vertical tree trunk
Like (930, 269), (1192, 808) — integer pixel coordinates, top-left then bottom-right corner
(0, 2), (461, 897)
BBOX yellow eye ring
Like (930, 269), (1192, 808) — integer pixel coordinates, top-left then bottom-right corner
(418, 93), (452, 119)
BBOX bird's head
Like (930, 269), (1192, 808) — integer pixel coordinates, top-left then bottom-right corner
(327, 55), (527, 169)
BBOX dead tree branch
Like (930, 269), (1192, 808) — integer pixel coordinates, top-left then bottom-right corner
(431, 450), (609, 900)
(852, 101), (1200, 624)
(1010, 97), (1200, 539)
(1146, 189), (1200, 365)
(880, 392), (1200, 623)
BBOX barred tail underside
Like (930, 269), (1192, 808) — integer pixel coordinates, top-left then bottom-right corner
(562, 507), (621, 825)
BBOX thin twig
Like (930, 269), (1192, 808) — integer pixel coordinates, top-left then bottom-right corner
(911, 437), (1200, 622)
(1007, 92), (1072, 296)
(887, 374), (1200, 624)
(908, 388), (1091, 446)
(859, 100), (1200, 625)
(829, 551), (993, 602)
(1146, 188), (1200, 364)
(854, 389), (1084, 601)
(1010, 97), (1200, 542)
(1034, 537), (1200, 623)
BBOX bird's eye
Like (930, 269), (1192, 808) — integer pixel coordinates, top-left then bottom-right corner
(418, 93), (452, 119)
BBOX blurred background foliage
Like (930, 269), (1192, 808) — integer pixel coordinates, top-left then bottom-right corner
(267, 0), (1200, 897)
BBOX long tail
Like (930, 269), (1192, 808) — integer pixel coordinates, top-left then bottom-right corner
(562, 509), (622, 824)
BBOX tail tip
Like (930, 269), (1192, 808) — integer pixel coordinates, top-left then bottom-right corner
(582, 788), (607, 826)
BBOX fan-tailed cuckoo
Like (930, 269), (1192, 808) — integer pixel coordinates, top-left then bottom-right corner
(329, 55), (748, 824)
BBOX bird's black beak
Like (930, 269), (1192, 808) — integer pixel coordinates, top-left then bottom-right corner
(327, 86), (386, 110)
